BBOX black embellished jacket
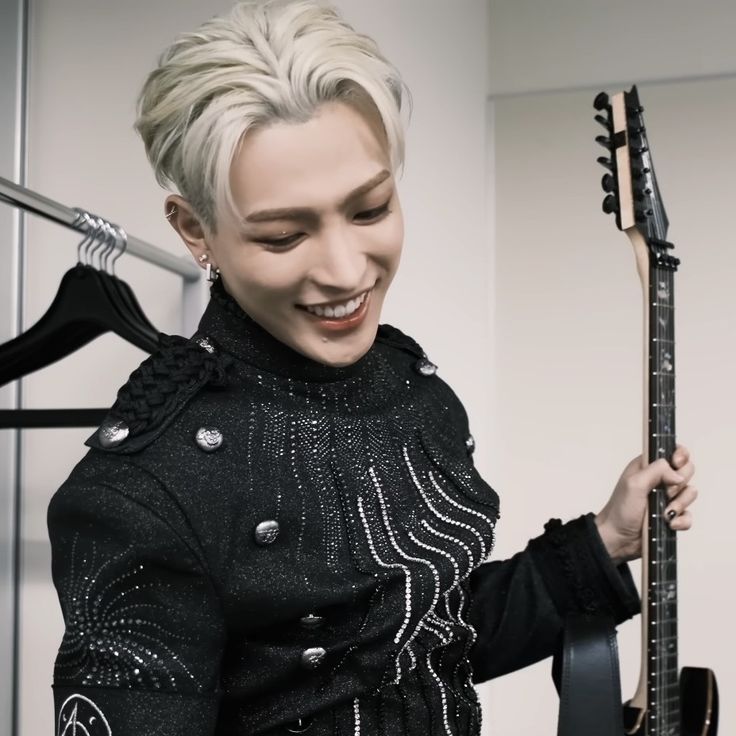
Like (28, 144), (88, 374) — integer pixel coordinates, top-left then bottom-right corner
(48, 282), (640, 736)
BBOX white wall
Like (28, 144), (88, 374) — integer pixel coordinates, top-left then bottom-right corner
(487, 2), (736, 734)
(488, 0), (736, 96)
(13, 1), (491, 734)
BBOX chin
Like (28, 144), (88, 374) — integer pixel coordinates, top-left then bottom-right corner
(308, 339), (372, 368)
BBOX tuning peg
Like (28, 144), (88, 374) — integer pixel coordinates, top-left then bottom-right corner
(601, 173), (615, 192)
(631, 167), (643, 180)
(594, 113), (609, 128)
(602, 194), (619, 214)
(595, 135), (611, 149)
(597, 156), (613, 171)
(633, 187), (645, 202)
(594, 92), (609, 110)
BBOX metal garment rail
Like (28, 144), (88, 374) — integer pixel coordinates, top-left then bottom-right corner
(0, 175), (200, 281)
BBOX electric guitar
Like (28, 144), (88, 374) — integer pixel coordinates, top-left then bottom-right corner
(594, 85), (718, 736)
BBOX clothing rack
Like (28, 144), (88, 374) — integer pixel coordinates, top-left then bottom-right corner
(0, 175), (200, 281)
(0, 175), (208, 428)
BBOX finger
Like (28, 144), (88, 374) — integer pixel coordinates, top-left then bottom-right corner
(668, 509), (693, 531)
(667, 459), (695, 491)
(637, 458), (684, 492)
(672, 444), (690, 469)
(665, 485), (698, 512)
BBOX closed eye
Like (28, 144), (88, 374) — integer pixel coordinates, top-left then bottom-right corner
(354, 201), (392, 223)
(255, 200), (393, 249)
(257, 233), (304, 249)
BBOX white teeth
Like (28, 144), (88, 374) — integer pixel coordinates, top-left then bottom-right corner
(304, 291), (368, 318)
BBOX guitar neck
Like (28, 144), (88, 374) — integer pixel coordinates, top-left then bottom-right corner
(644, 250), (681, 735)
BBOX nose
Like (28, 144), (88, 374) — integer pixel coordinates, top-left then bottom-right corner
(308, 224), (366, 293)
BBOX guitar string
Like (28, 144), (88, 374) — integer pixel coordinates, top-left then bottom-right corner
(642, 129), (676, 733)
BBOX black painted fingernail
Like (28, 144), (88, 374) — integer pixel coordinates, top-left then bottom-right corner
(667, 509), (677, 520)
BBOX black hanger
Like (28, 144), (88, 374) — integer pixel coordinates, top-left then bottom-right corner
(0, 213), (162, 426)
(88, 216), (160, 343)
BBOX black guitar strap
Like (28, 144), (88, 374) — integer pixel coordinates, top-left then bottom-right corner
(553, 613), (625, 736)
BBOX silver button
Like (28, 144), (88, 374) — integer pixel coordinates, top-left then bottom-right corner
(195, 427), (223, 452)
(466, 434), (476, 455)
(195, 336), (215, 354)
(299, 613), (325, 630)
(98, 419), (129, 448)
(254, 520), (280, 545)
(300, 647), (326, 669)
(414, 357), (438, 376)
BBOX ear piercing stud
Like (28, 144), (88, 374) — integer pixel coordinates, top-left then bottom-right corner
(199, 252), (220, 282)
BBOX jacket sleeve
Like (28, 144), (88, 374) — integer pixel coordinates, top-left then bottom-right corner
(47, 458), (225, 736)
(467, 513), (640, 683)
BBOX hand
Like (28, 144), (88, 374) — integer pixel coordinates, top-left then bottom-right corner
(595, 445), (697, 564)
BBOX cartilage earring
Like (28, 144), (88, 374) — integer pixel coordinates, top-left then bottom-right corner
(165, 206), (177, 220)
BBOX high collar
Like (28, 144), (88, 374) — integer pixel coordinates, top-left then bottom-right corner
(195, 279), (378, 383)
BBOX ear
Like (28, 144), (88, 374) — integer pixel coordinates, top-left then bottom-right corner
(164, 195), (217, 270)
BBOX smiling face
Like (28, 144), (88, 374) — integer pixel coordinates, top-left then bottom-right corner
(191, 102), (404, 367)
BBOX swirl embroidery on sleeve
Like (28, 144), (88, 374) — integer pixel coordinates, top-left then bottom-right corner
(54, 534), (203, 691)
(57, 694), (112, 736)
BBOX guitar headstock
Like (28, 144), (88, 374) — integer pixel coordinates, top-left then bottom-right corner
(594, 85), (671, 250)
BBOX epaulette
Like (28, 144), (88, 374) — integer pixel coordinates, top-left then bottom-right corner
(86, 333), (232, 455)
(376, 323), (439, 377)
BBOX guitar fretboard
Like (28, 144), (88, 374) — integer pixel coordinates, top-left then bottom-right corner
(647, 259), (680, 736)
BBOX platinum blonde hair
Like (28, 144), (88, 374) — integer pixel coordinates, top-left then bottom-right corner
(135, 0), (410, 232)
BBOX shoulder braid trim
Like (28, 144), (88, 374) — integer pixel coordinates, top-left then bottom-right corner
(109, 334), (230, 437)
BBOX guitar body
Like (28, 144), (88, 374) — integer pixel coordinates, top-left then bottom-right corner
(623, 666), (719, 735)
(594, 85), (719, 736)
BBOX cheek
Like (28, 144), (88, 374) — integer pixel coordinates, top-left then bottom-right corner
(230, 250), (308, 298)
(368, 210), (404, 259)
(382, 213), (404, 266)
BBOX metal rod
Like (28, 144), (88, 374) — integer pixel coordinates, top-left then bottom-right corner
(0, 175), (200, 282)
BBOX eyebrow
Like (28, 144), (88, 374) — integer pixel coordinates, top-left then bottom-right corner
(242, 169), (392, 224)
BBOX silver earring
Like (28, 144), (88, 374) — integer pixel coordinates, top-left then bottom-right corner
(198, 252), (219, 282)
(165, 206), (177, 220)
(205, 262), (220, 283)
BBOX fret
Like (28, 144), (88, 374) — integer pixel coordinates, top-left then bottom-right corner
(650, 600), (678, 612)
(648, 665), (681, 676)
(647, 693), (681, 706)
(649, 634), (677, 644)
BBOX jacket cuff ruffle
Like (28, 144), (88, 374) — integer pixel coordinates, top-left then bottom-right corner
(528, 513), (640, 624)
